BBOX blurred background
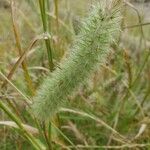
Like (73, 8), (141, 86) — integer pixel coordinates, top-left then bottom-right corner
(0, 0), (150, 149)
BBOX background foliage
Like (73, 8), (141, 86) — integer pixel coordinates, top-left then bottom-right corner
(0, 0), (150, 149)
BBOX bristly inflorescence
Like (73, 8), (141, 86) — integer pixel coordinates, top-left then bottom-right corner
(31, 0), (122, 121)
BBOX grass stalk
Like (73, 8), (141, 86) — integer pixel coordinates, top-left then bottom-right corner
(54, 0), (59, 30)
(41, 122), (52, 150)
(38, 1), (54, 149)
(10, 0), (35, 96)
(0, 100), (45, 150)
(39, 0), (53, 70)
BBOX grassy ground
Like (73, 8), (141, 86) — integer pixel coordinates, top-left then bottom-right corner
(0, 0), (150, 149)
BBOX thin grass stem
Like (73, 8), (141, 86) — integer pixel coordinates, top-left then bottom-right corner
(0, 100), (45, 150)
(39, 0), (53, 70)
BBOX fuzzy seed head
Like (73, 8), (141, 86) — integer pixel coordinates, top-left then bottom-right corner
(31, 0), (122, 121)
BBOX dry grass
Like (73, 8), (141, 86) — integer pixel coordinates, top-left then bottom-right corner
(0, 0), (150, 149)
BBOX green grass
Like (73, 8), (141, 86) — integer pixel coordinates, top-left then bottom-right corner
(0, 0), (150, 149)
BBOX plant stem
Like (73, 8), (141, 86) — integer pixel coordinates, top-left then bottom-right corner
(54, 0), (59, 30)
(38, 1), (53, 149)
(39, 0), (53, 70)
(0, 100), (44, 150)
(10, 0), (35, 96)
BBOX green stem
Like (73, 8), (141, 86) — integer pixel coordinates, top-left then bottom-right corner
(0, 100), (44, 150)
(39, 0), (53, 70)
(38, 1), (53, 148)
